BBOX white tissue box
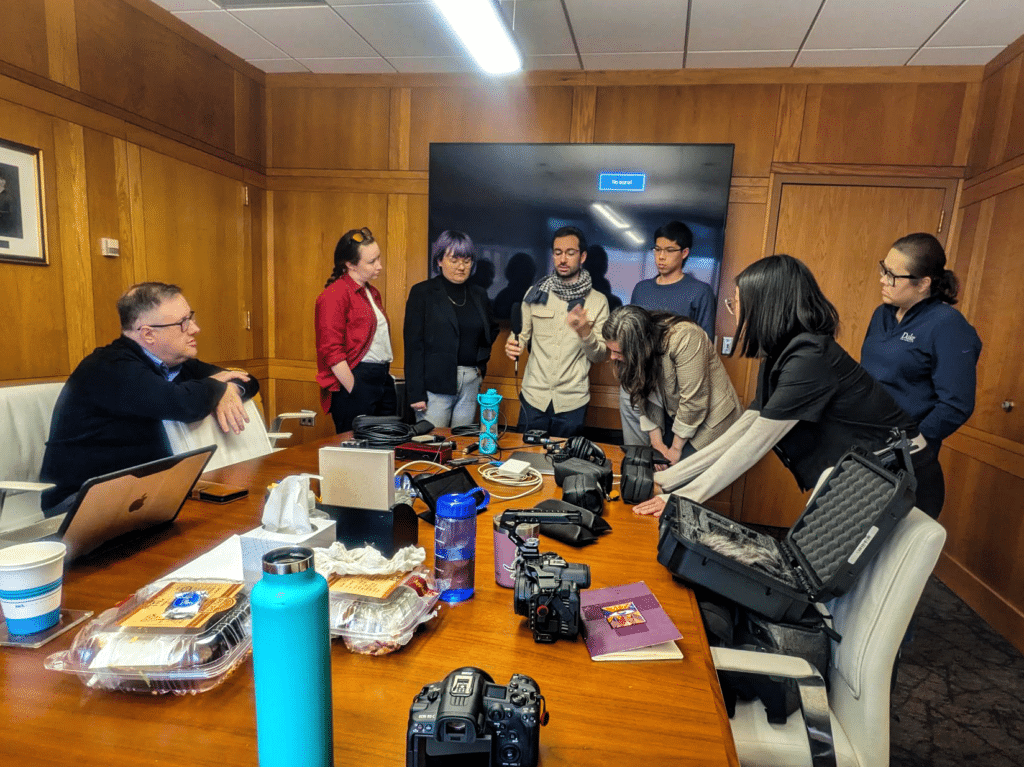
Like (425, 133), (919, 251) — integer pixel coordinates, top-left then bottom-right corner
(239, 519), (336, 587)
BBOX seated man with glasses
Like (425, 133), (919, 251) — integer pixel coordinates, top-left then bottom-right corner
(39, 282), (259, 516)
(620, 221), (717, 445)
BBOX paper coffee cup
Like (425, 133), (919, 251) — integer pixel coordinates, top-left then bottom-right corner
(0, 541), (67, 635)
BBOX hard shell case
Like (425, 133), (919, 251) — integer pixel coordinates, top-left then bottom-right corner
(656, 447), (916, 622)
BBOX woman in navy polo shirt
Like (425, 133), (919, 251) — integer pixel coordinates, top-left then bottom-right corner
(315, 227), (397, 434)
(635, 254), (938, 518)
(861, 233), (982, 518)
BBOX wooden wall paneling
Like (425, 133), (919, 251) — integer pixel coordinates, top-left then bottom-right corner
(269, 87), (391, 171)
(389, 88), (412, 171)
(951, 199), (995, 323)
(592, 85), (781, 177)
(0, 100), (69, 381)
(772, 85), (806, 163)
(124, 141), (147, 285)
(76, 0), (236, 154)
(967, 57), (1022, 178)
(263, 189), (276, 359)
(985, 57), (1022, 170)
(248, 185), (268, 360)
(271, 190), (388, 364)
(570, 85), (597, 144)
(408, 85), (576, 170)
(0, 0), (49, 79)
(961, 184), (1024, 442)
(799, 82), (967, 166)
(234, 70), (265, 166)
(1003, 56), (1024, 164)
(954, 82), (981, 167)
(137, 147), (251, 363)
(43, 0), (80, 90)
(385, 193), (410, 371)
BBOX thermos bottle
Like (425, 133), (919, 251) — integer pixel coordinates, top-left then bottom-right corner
(477, 388), (502, 455)
(250, 546), (334, 767)
(434, 489), (490, 603)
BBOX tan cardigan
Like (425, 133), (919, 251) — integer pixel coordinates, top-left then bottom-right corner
(637, 321), (742, 450)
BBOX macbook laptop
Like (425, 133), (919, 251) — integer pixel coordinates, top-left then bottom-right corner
(0, 446), (215, 561)
(508, 450), (554, 476)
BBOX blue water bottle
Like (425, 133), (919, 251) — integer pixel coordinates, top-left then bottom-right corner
(434, 489), (490, 603)
(477, 388), (502, 455)
(250, 547), (334, 767)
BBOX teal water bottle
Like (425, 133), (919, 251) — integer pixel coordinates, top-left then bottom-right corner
(477, 388), (502, 455)
(250, 547), (334, 767)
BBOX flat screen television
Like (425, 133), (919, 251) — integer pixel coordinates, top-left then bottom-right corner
(427, 143), (735, 320)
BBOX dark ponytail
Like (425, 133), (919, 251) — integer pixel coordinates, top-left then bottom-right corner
(892, 232), (959, 305)
(325, 228), (375, 288)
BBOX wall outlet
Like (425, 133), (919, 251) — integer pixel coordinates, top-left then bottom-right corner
(300, 416), (316, 427)
(721, 336), (733, 355)
(100, 237), (120, 257)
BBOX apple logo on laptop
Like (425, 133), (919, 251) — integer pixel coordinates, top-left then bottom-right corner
(128, 493), (148, 513)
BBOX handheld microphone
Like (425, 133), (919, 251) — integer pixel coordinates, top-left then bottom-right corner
(510, 302), (523, 378)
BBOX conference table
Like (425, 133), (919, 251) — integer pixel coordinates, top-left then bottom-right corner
(0, 433), (739, 767)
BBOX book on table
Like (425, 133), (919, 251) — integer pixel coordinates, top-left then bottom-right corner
(580, 581), (683, 661)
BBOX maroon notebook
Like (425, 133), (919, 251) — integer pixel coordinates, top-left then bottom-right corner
(581, 582), (683, 661)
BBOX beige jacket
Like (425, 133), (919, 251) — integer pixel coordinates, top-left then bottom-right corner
(519, 289), (609, 413)
(637, 321), (741, 450)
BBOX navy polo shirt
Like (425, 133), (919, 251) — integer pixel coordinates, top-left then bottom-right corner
(860, 297), (981, 444)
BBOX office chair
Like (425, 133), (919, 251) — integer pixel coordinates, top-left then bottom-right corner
(711, 508), (946, 767)
(0, 383), (63, 533)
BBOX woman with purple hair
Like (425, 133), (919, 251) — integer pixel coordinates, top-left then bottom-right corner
(403, 231), (499, 428)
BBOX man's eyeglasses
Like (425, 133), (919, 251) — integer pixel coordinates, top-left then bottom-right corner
(724, 298), (736, 316)
(553, 248), (579, 257)
(348, 227), (374, 244)
(878, 260), (917, 287)
(140, 310), (196, 333)
(652, 246), (683, 255)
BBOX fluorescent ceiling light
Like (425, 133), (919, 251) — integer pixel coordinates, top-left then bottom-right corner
(591, 202), (630, 230)
(432, 0), (522, 75)
(623, 229), (645, 247)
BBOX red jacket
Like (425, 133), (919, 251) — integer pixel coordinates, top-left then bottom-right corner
(314, 274), (390, 412)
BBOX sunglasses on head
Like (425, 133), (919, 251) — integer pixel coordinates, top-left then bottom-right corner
(348, 227), (374, 244)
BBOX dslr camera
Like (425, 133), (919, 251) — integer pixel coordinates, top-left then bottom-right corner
(498, 509), (591, 643)
(407, 667), (548, 767)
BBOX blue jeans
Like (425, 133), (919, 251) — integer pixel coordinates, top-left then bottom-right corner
(516, 395), (587, 438)
(416, 367), (481, 428)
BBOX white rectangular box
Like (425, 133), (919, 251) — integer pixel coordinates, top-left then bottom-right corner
(239, 518), (336, 588)
(319, 446), (395, 511)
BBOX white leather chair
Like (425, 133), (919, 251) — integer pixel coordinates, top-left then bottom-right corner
(0, 382), (63, 533)
(712, 508), (946, 767)
(163, 399), (316, 472)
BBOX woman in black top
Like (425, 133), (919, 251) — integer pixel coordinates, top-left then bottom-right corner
(403, 231), (499, 428)
(635, 254), (938, 517)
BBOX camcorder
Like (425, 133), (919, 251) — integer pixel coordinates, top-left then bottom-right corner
(498, 509), (591, 643)
(407, 667), (548, 767)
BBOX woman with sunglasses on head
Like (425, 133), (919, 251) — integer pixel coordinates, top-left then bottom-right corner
(860, 233), (982, 518)
(603, 305), (741, 465)
(315, 227), (397, 434)
(403, 230), (499, 428)
(634, 254), (938, 518)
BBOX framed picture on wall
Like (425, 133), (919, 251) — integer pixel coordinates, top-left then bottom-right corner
(0, 138), (47, 265)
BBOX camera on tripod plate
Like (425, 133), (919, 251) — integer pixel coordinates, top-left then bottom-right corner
(497, 509), (591, 643)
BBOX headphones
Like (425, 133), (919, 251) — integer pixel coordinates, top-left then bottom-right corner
(548, 436), (606, 466)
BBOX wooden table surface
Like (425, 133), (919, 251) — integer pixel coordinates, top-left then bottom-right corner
(0, 433), (738, 767)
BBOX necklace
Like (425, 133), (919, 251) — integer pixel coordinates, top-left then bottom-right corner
(447, 287), (467, 307)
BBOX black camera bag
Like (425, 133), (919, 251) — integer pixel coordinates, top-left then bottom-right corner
(561, 474), (604, 516)
(552, 456), (613, 495)
(619, 445), (659, 503)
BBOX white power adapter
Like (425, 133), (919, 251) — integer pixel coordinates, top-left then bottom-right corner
(495, 458), (531, 481)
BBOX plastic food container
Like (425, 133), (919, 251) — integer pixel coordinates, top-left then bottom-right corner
(45, 579), (250, 695)
(328, 568), (442, 656)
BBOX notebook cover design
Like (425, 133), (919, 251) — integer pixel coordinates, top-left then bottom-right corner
(581, 582), (682, 661)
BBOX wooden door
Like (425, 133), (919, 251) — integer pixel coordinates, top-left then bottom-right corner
(738, 177), (957, 527)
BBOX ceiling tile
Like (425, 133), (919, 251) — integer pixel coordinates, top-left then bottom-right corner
(326, 0), (421, 5)
(174, 10), (286, 59)
(796, 48), (917, 67)
(150, 0), (219, 10)
(498, 0), (575, 56)
(909, 45), (1006, 66)
(564, 0), (687, 53)
(229, 7), (376, 58)
(334, 3), (461, 57)
(929, 0), (1024, 47)
(247, 58), (311, 73)
(689, 0), (820, 52)
(804, 0), (961, 50)
(581, 52), (684, 70)
(299, 57), (398, 73)
(522, 54), (581, 71)
(387, 56), (477, 73)
(687, 50), (798, 68)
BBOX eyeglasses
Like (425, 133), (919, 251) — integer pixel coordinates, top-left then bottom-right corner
(552, 248), (579, 257)
(652, 246), (683, 255)
(724, 298), (735, 316)
(348, 227), (374, 244)
(140, 310), (196, 333)
(878, 260), (917, 287)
